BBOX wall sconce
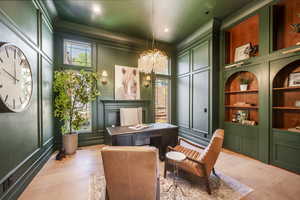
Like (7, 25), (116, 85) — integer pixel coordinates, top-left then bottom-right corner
(101, 70), (108, 85)
(144, 75), (151, 88)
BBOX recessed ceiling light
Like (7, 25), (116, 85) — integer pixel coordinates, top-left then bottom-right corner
(164, 28), (169, 33)
(92, 5), (101, 14)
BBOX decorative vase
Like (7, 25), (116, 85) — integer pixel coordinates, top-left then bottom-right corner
(240, 84), (248, 91)
(63, 133), (78, 155)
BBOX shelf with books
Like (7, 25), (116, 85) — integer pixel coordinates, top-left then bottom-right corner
(225, 71), (259, 125)
(272, 60), (300, 130)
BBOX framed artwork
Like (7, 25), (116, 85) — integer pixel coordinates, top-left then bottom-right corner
(235, 110), (249, 123)
(288, 72), (300, 87)
(115, 65), (140, 100)
(234, 43), (251, 62)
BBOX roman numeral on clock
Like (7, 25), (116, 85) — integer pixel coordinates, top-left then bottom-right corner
(5, 47), (9, 58)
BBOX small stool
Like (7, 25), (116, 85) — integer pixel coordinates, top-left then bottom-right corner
(165, 151), (186, 200)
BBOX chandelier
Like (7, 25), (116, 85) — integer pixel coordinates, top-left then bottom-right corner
(138, 0), (168, 74)
(138, 48), (168, 74)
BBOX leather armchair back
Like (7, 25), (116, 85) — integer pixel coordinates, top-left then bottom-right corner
(101, 146), (159, 200)
(199, 129), (224, 175)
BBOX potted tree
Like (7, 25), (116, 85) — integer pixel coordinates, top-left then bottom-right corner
(53, 70), (100, 154)
(239, 76), (251, 91)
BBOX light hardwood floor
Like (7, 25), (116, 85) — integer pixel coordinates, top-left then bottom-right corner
(19, 145), (300, 200)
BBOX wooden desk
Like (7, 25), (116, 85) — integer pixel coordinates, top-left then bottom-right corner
(106, 123), (178, 160)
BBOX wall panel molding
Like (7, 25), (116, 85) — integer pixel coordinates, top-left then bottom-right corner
(0, 1), (54, 199)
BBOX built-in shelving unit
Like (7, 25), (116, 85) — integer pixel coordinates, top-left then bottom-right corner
(273, 0), (300, 51)
(225, 14), (260, 64)
(225, 71), (259, 125)
(272, 60), (300, 130)
(221, 0), (300, 173)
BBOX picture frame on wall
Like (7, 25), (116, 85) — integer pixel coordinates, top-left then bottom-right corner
(234, 43), (251, 62)
(115, 65), (140, 100)
(288, 72), (300, 87)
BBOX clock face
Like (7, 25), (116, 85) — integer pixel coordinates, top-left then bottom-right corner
(0, 43), (33, 112)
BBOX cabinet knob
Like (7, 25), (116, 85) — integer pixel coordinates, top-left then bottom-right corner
(204, 108), (207, 113)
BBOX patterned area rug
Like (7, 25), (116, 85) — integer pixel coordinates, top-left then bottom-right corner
(89, 164), (253, 200)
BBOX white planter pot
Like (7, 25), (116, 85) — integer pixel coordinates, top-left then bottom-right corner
(63, 133), (78, 155)
(240, 84), (248, 91)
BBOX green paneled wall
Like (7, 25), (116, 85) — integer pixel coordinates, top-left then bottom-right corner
(175, 19), (220, 146)
(54, 27), (167, 146)
(192, 41), (209, 70)
(98, 45), (141, 99)
(0, 1), (54, 199)
(177, 52), (190, 75)
(176, 75), (190, 128)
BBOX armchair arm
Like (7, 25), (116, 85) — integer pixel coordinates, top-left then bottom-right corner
(178, 137), (206, 150)
(167, 146), (176, 152)
(185, 156), (203, 165)
(167, 146), (204, 166)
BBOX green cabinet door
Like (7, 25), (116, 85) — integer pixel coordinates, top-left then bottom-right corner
(224, 122), (259, 159)
(177, 76), (190, 128)
(192, 70), (209, 133)
(192, 41), (209, 71)
(177, 52), (190, 75)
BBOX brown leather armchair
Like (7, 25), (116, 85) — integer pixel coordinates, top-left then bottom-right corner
(164, 129), (224, 195)
(101, 146), (160, 200)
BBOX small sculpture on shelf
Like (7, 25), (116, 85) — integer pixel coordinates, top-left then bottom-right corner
(244, 44), (259, 57)
(295, 100), (300, 107)
(290, 13), (300, 33)
(234, 43), (259, 62)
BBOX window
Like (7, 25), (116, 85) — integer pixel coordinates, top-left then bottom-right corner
(67, 70), (92, 132)
(63, 39), (92, 67)
(155, 60), (169, 75)
(155, 78), (169, 123)
(78, 103), (92, 132)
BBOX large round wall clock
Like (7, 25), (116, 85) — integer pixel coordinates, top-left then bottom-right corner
(0, 43), (33, 112)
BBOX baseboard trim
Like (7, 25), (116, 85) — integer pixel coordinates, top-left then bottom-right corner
(179, 131), (210, 146)
(0, 144), (55, 200)
(79, 138), (105, 147)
